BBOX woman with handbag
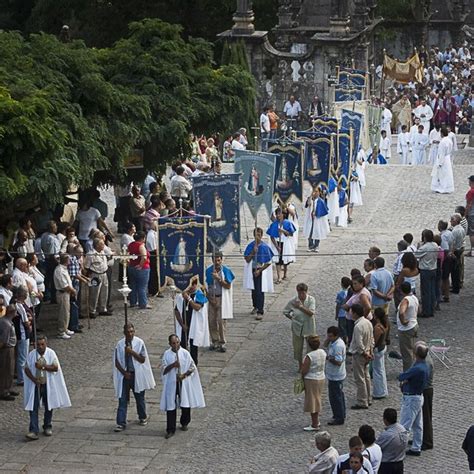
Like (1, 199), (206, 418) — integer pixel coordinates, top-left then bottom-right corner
(301, 335), (326, 432)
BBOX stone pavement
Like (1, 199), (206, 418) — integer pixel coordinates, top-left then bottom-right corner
(0, 151), (473, 473)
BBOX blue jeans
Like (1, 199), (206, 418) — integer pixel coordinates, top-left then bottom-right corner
(420, 269), (436, 316)
(372, 347), (388, 398)
(261, 132), (269, 151)
(327, 379), (346, 422)
(269, 129), (277, 140)
(16, 338), (29, 384)
(251, 271), (264, 314)
(116, 375), (147, 426)
(400, 394), (424, 452)
(129, 267), (150, 308)
(69, 280), (80, 331)
(29, 384), (53, 434)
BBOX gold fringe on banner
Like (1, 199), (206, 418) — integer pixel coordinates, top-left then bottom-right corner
(383, 52), (423, 84)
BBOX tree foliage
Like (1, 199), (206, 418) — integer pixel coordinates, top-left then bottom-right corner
(0, 19), (256, 206)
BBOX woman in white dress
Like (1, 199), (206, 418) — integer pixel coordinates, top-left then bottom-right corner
(431, 128), (454, 194)
(303, 186), (330, 252)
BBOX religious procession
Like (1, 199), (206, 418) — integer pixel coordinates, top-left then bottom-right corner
(0, 0), (474, 472)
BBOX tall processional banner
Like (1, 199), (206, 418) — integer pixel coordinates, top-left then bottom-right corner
(192, 173), (240, 249)
(300, 132), (331, 188)
(341, 109), (364, 162)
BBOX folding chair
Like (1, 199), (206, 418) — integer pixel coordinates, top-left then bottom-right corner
(428, 338), (452, 369)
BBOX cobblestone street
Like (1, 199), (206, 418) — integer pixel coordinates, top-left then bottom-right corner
(0, 152), (473, 473)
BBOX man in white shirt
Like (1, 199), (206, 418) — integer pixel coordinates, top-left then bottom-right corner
(231, 132), (245, 151)
(260, 107), (271, 151)
(413, 99), (433, 135)
(308, 431), (339, 473)
(283, 95), (302, 129)
(170, 166), (192, 202)
(53, 254), (76, 339)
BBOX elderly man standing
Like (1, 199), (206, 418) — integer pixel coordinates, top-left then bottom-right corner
(308, 431), (339, 473)
(283, 283), (316, 371)
(398, 344), (430, 457)
(0, 305), (17, 401)
(450, 213), (466, 294)
(84, 237), (112, 319)
(349, 304), (374, 410)
(170, 166), (192, 204)
(416, 229), (439, 318)
(12, 258), (36, 309)
(54, 254), (76, 340)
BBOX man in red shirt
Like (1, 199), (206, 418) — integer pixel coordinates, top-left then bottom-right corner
(466, 175), (474, 257)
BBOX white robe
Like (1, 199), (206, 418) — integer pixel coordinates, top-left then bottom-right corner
(303, 198), (330, 240)
(160, 347), (205, 411)
(350, 180), (363, 206)
(448, 131), (458, 152)
(413, 104), (433, 135)
(397, 132), (410, 165)
(243, 259), (274, 293)
(287, 203), (299, 250)
(411, 133), (429, 165)
(113, 337), (156, 399)
(355, 150), (366, 187)
(205, 267), (233, 320)
(379, 136), (392, 159)
(381, 108), (392, 139)
(431, 136), (454, 194)
(174, 293), (210, 347)
(428, 129), (441, 165)
(327, 190), (340, 224)
(337, 205), (348, 227)
(269, 227), (296, 265)
(23, 348), (71, 411)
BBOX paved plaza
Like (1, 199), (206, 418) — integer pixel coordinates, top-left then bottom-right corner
(0, 151), (473, 473)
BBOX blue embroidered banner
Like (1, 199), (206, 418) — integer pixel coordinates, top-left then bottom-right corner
(157, 215), (206, 291)
(267, 139), (304, 203)
(234, 150), (276, 219)
(334, 130), (352, 189)
(341, 109), (364, 162)
(338, 68), (367, 87)
(335, 87), (364, 102)
(298, 116), (338, 135)
(300, 132), (332, 188)
(191, 173), (240, 249)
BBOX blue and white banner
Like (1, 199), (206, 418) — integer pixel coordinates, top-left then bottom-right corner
(299, 116), (338, 135)
(157, 215), (206, 291)
(234, 149), (276, 219)
(191, 173), (240, 249)
(301, 132), (332, 188)
(338, 68), (367, 88)
(341, 109), (364, 162)
(334, 130), (352, 189)
(267, 140), (304, 203)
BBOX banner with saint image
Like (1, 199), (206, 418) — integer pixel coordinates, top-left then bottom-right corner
(335, 129), (352, 189)
(157, 215), (206, 291)
(191, 173), (240, 249)
(301, 132), (331, 188)
(234, 149), (276, 219)
(267, 140), (304, 203)
(341, 109), (364, 162)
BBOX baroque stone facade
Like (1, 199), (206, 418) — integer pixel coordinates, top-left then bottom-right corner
(219, 0), (381, 114)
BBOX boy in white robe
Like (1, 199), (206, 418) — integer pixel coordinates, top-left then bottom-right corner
(380, 105), (392, 140)
(379, 130), (391, 161)
(428, 125), (441, 165)
(408, 118), (421, 165)
(24, 336), (71, 440)
(397, 125), (410, 165)
(411, 125), (429, 165)
(113, 323), (156, 432)
(161, 334), (205, 439)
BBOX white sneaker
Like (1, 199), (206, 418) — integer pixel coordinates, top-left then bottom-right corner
(66, 330), (74, 336)
(303, 425), (320, 432)
(57, 333), (71, 340)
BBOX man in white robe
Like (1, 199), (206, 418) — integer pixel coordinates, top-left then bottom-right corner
(174, 278), (210, 365)
(431, 128), (454, 194)
(205, 252), (234, 353)
(428, 125), (441, 165)
(447, 126), (458, 152)
(380, 105), (393, 140)
(411, 125), (429, 165)
(113, 323), (155, 432)
(160, 334), (205, 439)
(413, 99), (433, 136)
(24, 336), (71, 440)
(397, 125), (410, 165)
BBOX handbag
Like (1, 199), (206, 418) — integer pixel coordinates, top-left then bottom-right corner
(293, 375), (305, 395)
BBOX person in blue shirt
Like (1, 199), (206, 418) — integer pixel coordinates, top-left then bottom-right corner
(398, 344), (430, 457)
(243, 227), (274, 320)
(369, 257), (394, 316)
(335, 276), (351, 343)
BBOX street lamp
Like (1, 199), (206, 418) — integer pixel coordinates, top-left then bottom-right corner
(117, 245), (134, 325)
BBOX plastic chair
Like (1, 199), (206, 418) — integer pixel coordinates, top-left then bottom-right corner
(428, 338), (452, 369)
